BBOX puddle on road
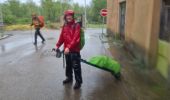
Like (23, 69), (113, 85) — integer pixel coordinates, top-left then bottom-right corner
(7, 49), (35, 64)
(0, 38), (33, 54)
(21, 48), (35, 57)
(0, 38), (31, 53)
(46, 37), (55, 40)
(0, 43), (46, 64)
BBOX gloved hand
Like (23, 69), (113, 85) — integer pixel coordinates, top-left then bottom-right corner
(52, 48), (62, 58)
(64, 48), (70, 55)
(52, 48), (56, 52)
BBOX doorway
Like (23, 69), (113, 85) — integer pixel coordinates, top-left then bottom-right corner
(119, 2), (126, 40)
(159, 0), (170, 42)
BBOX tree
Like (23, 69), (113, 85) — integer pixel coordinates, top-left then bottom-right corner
(7, 0), (21, 18)
(1, 0), (98, 25)
(1, 2), (15, 24)
(88, 0), (107, 23)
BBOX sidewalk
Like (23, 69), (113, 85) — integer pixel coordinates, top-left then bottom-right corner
(100, 35), (170, 100)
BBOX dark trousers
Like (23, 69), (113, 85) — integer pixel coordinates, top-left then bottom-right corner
(65, 53), (82, 84)
(34, 28), (45, 43)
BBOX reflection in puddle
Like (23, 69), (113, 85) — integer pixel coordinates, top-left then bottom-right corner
(34, 43), (45, 51)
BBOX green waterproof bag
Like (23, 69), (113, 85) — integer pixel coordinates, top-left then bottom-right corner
(88, 56), (121, 75)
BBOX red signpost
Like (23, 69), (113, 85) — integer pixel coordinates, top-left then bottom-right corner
(100, 9), (107, 17)
(100, 9), (107, 36)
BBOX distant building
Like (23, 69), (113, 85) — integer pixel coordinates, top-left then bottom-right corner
(107, 0), (170, 79)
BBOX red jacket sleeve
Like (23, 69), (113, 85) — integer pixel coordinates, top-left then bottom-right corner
(67, 24), (81, 49)
(56, 27), (64, 48)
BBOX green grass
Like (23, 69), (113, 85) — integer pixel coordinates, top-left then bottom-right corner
(4, 23), (61, 31)
(45, 23), (61, 29)
(5, 24), (32, 31)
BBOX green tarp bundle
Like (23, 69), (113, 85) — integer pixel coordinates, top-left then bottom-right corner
(88, 56), (121, 75)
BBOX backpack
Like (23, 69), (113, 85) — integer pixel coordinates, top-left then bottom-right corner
(63, 23), (85, 50)
(79, 28), (85, 50)
(73, 23), (85, 50)
(38, 16), (44, 28)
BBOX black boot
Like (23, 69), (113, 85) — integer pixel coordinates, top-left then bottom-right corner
(73, 82), (81, 89)
(33, 42), (37, 45)
(42, 40), (45, 44)
(63, 78), (73, 84)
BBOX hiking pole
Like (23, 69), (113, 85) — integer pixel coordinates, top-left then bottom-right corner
(63, 50), (65, 68)
(52, 48), (65, 68)
(30, 26), (34, 44)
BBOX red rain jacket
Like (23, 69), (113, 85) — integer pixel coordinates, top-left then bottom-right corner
(56, 20), (81, 53)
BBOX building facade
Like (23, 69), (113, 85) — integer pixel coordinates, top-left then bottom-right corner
(107, 0), (170, 79)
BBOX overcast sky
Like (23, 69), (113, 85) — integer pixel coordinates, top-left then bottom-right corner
(0, 0), (92, 6)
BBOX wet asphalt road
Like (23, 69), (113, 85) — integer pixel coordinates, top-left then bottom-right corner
(0, 29), (169, 100)
(0, 29), (127, 100)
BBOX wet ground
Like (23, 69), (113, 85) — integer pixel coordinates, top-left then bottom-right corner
(0, 29), (169, 100)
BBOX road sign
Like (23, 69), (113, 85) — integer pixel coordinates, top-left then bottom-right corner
(100, 9), (107, 17)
